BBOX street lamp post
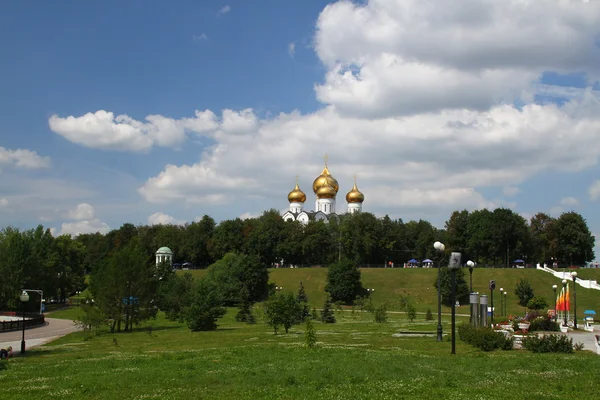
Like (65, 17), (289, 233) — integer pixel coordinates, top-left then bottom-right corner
(552, 284), (557, 321)
(434, 241), (446, 342)
(562, 279), (567, 326)
(448, 252), (462, 355)
(499, 288), (504, 317)
(275, 286), (283, 292)
(466, 260), (475, 324)
(20, 290), (30, 354)
(503, 292), (507, 316)
(571, 271), (578, 329)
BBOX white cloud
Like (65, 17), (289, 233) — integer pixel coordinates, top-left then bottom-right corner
(217, 5), (231, 15)
(0, 146), (50, 169)
(288, 42), (296, 57)
(0, 198), (8, 207)
(590, 180), (600, 201)
(66, 203), (95, 220)
(503, 186), (520, 197)
(58, 203), (109, 236)
(239, 212), (260, 220)
(549, 206), (563, 217)
(48, 109), (218, 152)
(148, 212), (186, 226)
(59, 219), (110, 236)
(193, 33), (208, 42)
(560, 197), (579, 207)
(313, 0), (600, 117)
(138, 96), (600, 211)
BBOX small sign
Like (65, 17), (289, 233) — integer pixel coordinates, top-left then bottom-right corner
(489, 280), (496, 290)
(448, 252), (462, 270)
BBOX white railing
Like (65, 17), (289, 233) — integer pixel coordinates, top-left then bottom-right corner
(536, 264), (600, 291)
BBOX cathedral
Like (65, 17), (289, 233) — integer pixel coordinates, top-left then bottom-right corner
(282, 156), (364, 224)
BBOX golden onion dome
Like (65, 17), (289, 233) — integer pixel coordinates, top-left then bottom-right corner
(312, 166), (339, 194)
(316, 185), (336, 198)
(346, 182), (365, 203)
(287, 182), (306, 203)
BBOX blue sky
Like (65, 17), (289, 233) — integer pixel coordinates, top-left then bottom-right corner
(0, 0), (599, 261)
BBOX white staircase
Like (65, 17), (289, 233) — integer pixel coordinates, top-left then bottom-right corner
(536, 264), (600, 291)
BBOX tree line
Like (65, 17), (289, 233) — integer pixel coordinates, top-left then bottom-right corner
(0, 207), (595, 310)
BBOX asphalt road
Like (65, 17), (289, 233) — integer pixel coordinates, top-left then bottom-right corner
(0, 318), (80, 354)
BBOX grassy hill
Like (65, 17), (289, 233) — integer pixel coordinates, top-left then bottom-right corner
(184, 267), (600, 317)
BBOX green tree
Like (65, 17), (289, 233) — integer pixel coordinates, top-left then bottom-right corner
(320, 297), (336, 323)
(184, 279), (227, 331)
(181, 216), (216, 267)
(90, 239), (158, 332)
(553, 212), (595, 265)
(433, 268), (469, 307)
(263, 292), (301, 334)
(406, 303), (417, 322)
(425, 308), (433, 321)
(305, 318), (317, 348)
(374, 303), (388, 323)
(325, 258), (362, 304)
(514, 278), (535, 307)
(205, 252), (269, 306)
(296, 282), (310, 322)
(527, 296), (548, 311)
(156, 272), (195, 322)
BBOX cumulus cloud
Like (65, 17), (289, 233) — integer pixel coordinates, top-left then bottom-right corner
(49, 0), (600, 224)
(313, 0), (600, 117)
(48, 109), (218, 152)
(288, 42), (296, 57)
(148, 212), (186, 226)
(0, 146), (50, 169)
(59, 203), (110, 236)
(560, 197), (579, 207)
(66, 203), (95, 220)
(590, 180), (600, 201)
(59, 219), (110, 236)
(217, 5), (231, 15)
(138, 96), (600, 213)
(0, 198), (8, 207)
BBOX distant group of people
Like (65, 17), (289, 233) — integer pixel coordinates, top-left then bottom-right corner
(0, 346), (13, 360)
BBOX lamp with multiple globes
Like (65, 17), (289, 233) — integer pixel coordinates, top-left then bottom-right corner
(433, 241), (445, 342)
(571, 271), (578, 329)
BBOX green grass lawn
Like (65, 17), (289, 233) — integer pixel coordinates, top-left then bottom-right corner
(185, 267), (600, 316)
(2, 309), (600, 399)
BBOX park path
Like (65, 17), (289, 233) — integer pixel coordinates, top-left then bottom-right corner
(0, 317), (80, 355)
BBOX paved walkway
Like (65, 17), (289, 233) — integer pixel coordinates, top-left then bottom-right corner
(0, 318), (80, 355)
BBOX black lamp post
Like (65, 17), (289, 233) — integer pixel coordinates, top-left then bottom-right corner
(434, 241), (445, 342)
(503, 292), (507, 316)
(489, 280), (496, 324)
(499, 288), (504, 316)
(20, 290), (29, 354)
(571, 271), (578, 329)
(448, 252), (462, 355)
(552, 284), (557, 321)
(275, 286), (283, 292)
(562, 279), (567, 326)
(468, 262), (474, 293)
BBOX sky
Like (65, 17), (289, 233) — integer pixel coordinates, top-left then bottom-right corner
(0, 0), (599, 261)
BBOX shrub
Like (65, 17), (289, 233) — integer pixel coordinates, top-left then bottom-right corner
(305, 318), (317, 348)
(311, 307), (318, 320)
(425, 308), (433, 321)
(406, 303), (417, 322)
(515, 278), (534, 307)
(321, 297), (336, 323)
(458, 323), (512, 352)
(528, 316), (560, 332)
(522, 334), (574, 353)
(374, 304), (388, 323)
(527, 296), (548, 311)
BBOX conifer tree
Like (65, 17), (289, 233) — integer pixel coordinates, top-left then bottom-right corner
(320, 296), (336, 323)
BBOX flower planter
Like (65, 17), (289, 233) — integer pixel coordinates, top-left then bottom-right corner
(518, 323), (530, 330)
